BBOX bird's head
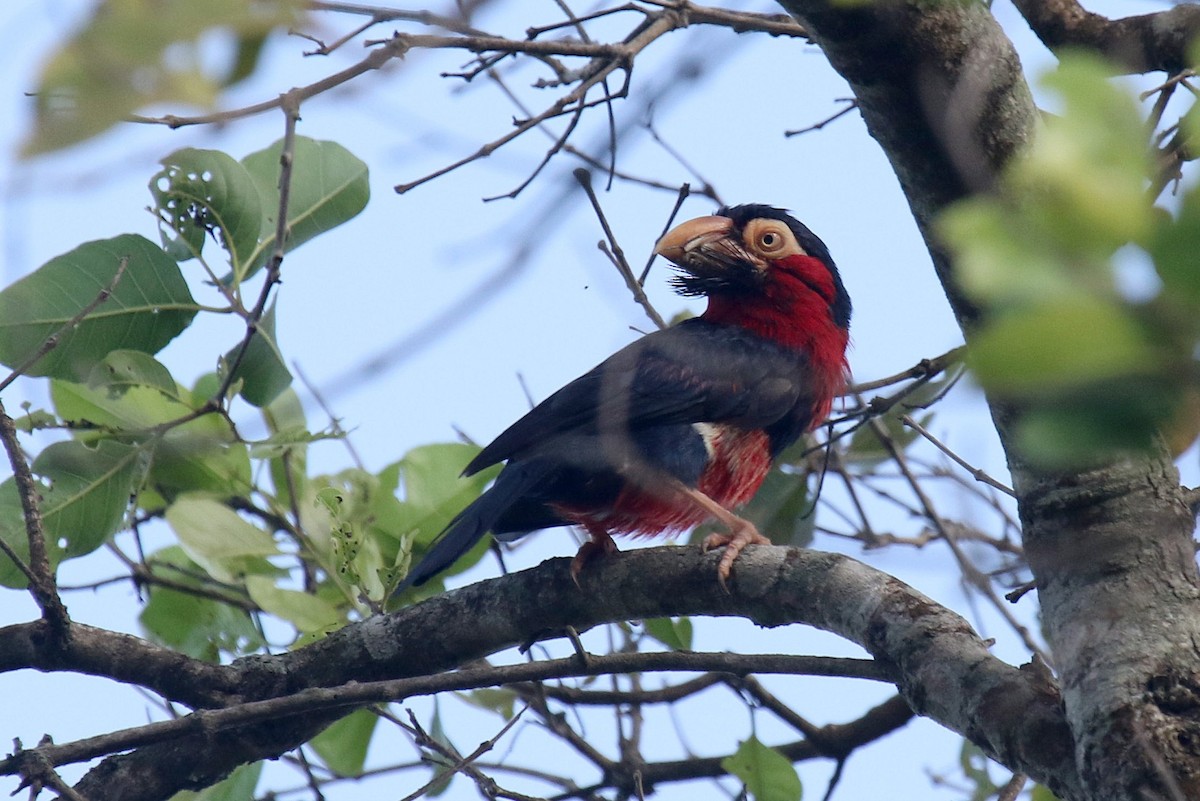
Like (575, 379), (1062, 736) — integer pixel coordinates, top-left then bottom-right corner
(654, 205), (851, 336)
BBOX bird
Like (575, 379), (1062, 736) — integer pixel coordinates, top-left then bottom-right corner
(395, 204), (851, 593)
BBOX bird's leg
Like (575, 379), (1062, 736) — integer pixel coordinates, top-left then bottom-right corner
(570, 524), (619, 587)
(680, 486), (770, 589)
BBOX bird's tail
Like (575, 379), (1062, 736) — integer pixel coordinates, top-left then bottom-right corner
(392, 462), (547, 594)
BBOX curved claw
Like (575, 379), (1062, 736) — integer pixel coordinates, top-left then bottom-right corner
(703, 520), (770, 592)
(570, 527), (619, 587)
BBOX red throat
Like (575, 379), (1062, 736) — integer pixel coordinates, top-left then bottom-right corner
(700, 253), (849, 424)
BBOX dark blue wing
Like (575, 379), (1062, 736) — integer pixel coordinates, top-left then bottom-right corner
(463, 318), (815, 475)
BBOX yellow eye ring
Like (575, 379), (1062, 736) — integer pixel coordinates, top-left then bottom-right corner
(757, 227), (787, 253)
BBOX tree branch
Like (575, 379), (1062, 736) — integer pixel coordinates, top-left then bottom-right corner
(1011, 0), (1200, 74)
(47, 545), (1078, 800)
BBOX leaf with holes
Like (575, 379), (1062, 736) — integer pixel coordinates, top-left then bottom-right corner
(152, 147), (265, 271)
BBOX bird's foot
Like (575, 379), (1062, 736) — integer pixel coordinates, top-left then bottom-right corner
(570, 530), (619, 587)
(702, 520), (770, 592)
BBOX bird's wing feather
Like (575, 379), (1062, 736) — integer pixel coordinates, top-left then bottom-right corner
(464, 319), (810, 474)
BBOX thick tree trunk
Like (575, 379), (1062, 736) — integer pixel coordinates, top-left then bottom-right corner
(777, 1), (1200, 799)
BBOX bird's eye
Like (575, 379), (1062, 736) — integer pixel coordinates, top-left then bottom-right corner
(757, 227), (786, 253)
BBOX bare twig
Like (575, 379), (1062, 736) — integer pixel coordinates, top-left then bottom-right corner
(847, 346), (966, 394)
(639, 183), (690, 285)
(0, 400), (69, 638)
(997, 772), (1028, 801)
(866, 415), (1047, 661)
(785, 98), (858, 137)
(900, 414), (1015, 497)
(574, 168), (668, 329)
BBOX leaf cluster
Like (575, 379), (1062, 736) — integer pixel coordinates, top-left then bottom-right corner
(941, 53), (1200, 465)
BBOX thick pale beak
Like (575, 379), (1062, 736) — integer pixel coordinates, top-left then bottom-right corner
(654, 215), (734, 265)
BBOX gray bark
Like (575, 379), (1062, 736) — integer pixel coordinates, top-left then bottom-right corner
(777, 1), (1200, 798)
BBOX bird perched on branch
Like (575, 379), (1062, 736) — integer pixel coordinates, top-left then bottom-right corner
(396, 205), (851, 593)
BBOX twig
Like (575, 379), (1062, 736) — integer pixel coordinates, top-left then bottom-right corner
(847, 346), (965, 394)
(215, 94), (302, 402)
(574, 168), (668, 329)
(400, 707), (532, 801)
(639, 184), (690, 285)
(310, 1), (487, 37)
(644, 117), (722, 205)
(484, 105), (586, 202)
(785, 98), (858, 137)
(900, 414), (1015, 497)
(0, 400), (69, 639)
(866, 415), (1048, 662)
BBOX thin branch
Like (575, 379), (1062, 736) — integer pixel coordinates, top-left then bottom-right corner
(215, 95), (301, 402)
(846, 346), (966, 394)
(574, 168), (668, 329)
(639, 183), (690, 285)
(511, 672), (722, 705)
(901, 413), (1015, 497)
(866, 416), (1047, 662)
(784, 98), (858, 137)
(399, 707), (533, 801)
(0, 400), (69, 638)
(3, 651), (890, 774)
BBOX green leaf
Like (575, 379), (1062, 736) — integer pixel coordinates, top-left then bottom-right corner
(0, 440), (146, 588)
(0, 479), (39, 588)
(152, 147), (265, 272)
(11, 409), (58, 433)
(88, 350), (178, 396)
(21, 0), (304, 155)
(643, 617), (694, 651)
(1014, 384), (1174, 467)
(240, 137), (370, 279)
(970, 300), (1159, 393)
(1030, 784), (1063, 801)
(169, 761), (262, 801)
(1151, 186), (1200, 311)
(940, 199), (1081, 307)
(33, 439), (146, 559)
(0, 235), (197, 381)
(721, 736), (802, 801)
(50, 378), (251, 498)
(388, 444), (499, 585)
(1011, 53), (1154, 253)
(959, 740), (999, 801)
(166, 495), (279, 583)
(257, 387), (313, 515)
(744, 469), (815, 547)
(309, 709), (378, 777)
(244, 575), (341, 635)
(457, 688), (517, 720)
(139, 547), (264, 660)
(224, 302), (292, 407)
